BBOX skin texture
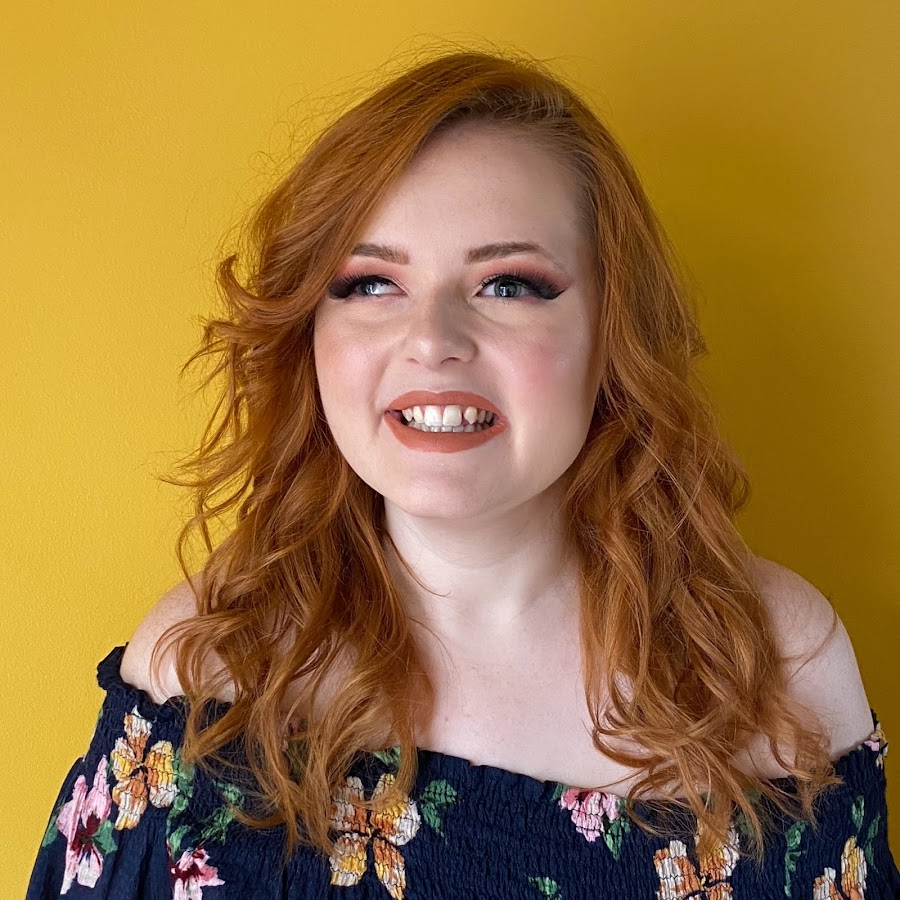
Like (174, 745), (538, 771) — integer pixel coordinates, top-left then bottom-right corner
(121, 560), (876, 793)
(313, 121), (602, 652)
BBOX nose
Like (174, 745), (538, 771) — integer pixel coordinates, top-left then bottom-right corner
(400, 289), (477, 367)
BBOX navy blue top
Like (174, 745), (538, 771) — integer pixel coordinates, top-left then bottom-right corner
(26, 643), (900, 898)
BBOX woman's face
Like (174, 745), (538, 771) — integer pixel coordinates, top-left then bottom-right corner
(313, 122), (602, 522)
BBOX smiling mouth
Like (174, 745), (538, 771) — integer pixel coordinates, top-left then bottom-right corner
(386, 409), (497, 433)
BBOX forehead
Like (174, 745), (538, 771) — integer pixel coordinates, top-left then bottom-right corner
(355, 123), (589, 267)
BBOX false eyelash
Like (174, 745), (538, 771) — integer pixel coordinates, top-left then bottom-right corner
(479, 268), (564, 301)
(326, 269), (564, 301)
(327, 274), (393, 299)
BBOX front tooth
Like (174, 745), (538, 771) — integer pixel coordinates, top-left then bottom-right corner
(412, 406), (424, 423)
(423, 405), (444, 426)
(442, 405), (463, 427)
(463, 406), (478, 424)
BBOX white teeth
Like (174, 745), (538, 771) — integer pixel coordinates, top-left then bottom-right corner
(442, 406), (463, 427)
(406, 422), (490, 433)
(397, 403), (497, 431)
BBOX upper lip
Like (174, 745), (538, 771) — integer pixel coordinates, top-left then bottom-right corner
(387, 390), (503, 418)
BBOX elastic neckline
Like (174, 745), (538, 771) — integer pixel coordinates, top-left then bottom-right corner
(96, 643), (885, 810)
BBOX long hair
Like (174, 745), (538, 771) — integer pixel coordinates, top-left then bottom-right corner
(153, 46), (842, 868)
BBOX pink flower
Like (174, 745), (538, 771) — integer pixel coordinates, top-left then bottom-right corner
(169, 845), (225, 900)
(55, 755), (114, 893)
(864, 724), (888, 768)
(559, 787), (621, 842)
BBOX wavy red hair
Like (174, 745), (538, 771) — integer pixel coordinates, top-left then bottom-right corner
(153, 45), (842, 869)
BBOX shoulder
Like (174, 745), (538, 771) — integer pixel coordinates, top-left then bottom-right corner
(119, 575), (207, 704)
(748, 554), (874, 757)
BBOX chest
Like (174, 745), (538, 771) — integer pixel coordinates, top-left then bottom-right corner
(411, 634), (665, 796)
(410, 638), (795, 798)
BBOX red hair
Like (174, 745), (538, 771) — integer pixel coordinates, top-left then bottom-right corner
(154, 46), (841, 869)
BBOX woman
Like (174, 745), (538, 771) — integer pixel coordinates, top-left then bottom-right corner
(26, 49), (898, 898)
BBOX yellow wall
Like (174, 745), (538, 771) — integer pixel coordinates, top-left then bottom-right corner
(5, 1), (897, 889)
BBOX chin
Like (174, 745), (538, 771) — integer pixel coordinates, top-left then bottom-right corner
(382, 493), (495, 521)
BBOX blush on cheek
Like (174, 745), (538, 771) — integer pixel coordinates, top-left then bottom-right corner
(315, 341), (395, 446)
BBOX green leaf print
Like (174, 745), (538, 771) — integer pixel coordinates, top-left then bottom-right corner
(528, 875), (562, 898)
(169, 823), (190, 858)
(733, 808), (754, 845)
(40, 796), (66, 848)
(198, 781), (246, 843)
(40, 816), (58, 848)
(165, 747), (197, 856)
(783, 820), (806, 897)
(166, 748), (195, 826)
(417, 778), (458, 836)
(734, 788), (763, 844)
(603, 813), (630, 861)
(372, 746), (403, 768)
(851, 795), (865, 833)
(864, 812), (882, 871)
(93, 818), (118, 856)
(550, 782), (565, 803)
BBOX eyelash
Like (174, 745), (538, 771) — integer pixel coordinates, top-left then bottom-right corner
(326, 268), (564, 302)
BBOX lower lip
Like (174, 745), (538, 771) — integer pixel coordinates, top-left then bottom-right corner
(384, 411), (507, 453)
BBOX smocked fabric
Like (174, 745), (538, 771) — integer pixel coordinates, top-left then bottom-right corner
(25, 643), (900, 898)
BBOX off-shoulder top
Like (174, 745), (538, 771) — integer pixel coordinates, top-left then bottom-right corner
(25, 643), (900, 898)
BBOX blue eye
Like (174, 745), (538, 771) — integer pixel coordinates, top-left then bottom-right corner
(478, 272), (563, 301)
(327, 275), (396, 299)
(327, 270), (564, 301)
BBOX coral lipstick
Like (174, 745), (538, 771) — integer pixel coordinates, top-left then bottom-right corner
(384, 390), (507, 454)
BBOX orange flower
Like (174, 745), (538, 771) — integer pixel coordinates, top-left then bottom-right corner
(109, 706), (178, 829)
(328, 773), (421, 900)
(812, 835), (867, 900)
(653, 822), (741, 899)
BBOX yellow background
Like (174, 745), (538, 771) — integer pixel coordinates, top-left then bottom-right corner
(4, 1), (897, 888)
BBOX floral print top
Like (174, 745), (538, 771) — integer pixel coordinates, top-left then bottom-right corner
(26, 644), (900, 899)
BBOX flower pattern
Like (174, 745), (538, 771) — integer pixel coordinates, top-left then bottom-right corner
(110, 705), (178, 829)
(811, 834), (867, 899)
(864, 722), (888, 769)
(27, 649), (898, 900)
(556, 784), (632, 859)
(54, 754), (117, 894)
(559, 787), (621, 842)
(328, 772), (422, 899)
(653, 822), (741, 900)
(168, 845), (226, 900)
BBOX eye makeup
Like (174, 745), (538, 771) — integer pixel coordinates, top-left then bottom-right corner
(326, 266), (566, 301)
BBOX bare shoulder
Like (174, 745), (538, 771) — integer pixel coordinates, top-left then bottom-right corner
(748, 554), (874, 757)
(119, 575), (206, 704)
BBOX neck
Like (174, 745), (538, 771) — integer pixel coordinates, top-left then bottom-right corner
(381, 483), (581, 641)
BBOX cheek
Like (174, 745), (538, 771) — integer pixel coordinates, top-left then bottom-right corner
(314, 327), (379, 411)
(508, 334), (593, 411)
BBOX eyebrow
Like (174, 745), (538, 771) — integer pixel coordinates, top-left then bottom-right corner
(349, 241), (566, 269)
